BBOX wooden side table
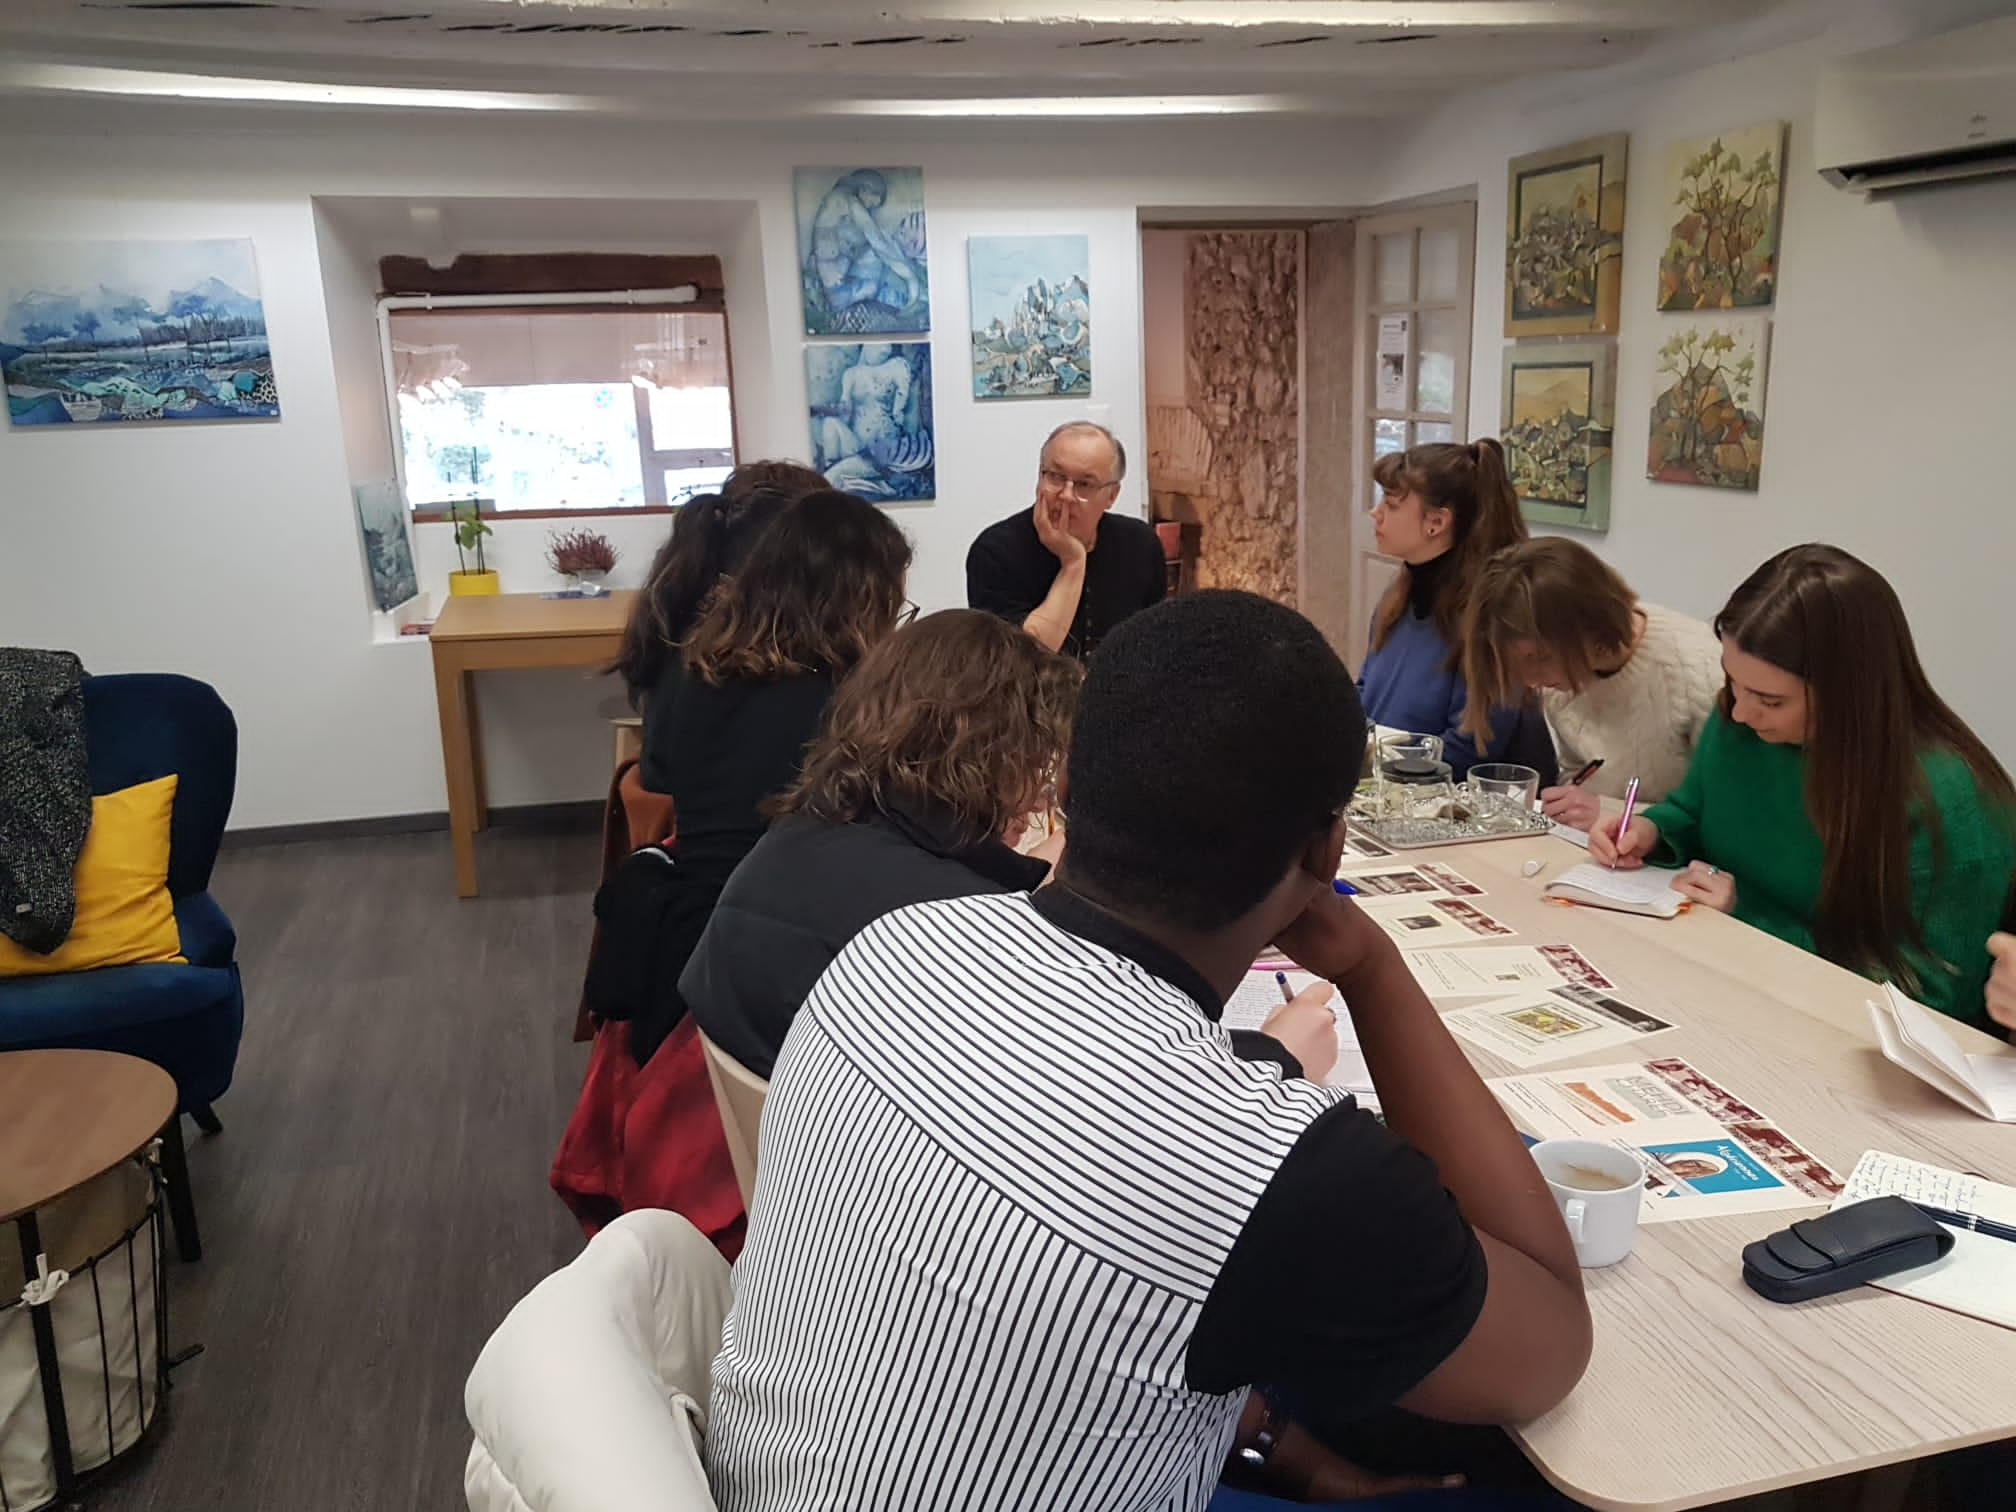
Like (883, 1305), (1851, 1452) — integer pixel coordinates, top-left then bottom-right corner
(428, 590), (635, 898)
(0, 1048), (178, 1503)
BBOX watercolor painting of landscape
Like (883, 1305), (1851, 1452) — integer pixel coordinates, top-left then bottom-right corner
(805, 341), (935, 502)
(1504, 134), (1628, 337)
(1501, 340), (1615, 531)
(1, 238), (281, 426)
(968, 235), (1091, 399)
(793, 166), (930, 337)
(1647, 317), (1769, 491)
(1658, 122), (1786, 311)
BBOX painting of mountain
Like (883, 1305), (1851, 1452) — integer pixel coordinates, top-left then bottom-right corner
(1658, 122), (1785, 311)
(968, 235), (1091, 399)
(1504, 134), (1628, 338)
(1501, 339), (1616, 531)
(1647, 317), (1769, 491)
(1, 238), (280, 426)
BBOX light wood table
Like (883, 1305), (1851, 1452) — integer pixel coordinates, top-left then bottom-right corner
(429, 590), (634, 897)
(1400, 832), (2016, 1511)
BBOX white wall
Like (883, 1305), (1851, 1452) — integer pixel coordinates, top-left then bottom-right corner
(1369, 0), (2016, 765)
(0, 105), (1377, 827)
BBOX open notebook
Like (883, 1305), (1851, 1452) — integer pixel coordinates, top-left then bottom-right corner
(1868, 984), (2016, 1121)
(1542, 862), (1686, 918)
(1834, 1151), (2016, 1330)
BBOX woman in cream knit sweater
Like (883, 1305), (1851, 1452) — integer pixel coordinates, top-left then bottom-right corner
(1461, 538), (1722, 832)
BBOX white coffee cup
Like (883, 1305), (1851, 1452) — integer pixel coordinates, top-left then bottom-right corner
(1531, 1138), (1645, 1268)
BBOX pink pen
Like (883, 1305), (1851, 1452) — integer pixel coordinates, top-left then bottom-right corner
(1611, 776), (1641, 870)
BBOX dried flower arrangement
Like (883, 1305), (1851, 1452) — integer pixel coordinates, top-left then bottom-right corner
(546, 528), (620, 577)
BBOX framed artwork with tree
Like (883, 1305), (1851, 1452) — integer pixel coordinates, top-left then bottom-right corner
(1646, 317), (1770, 491)
(1501, 340), (1616, 531)
(1658, 123), (1786, 311)
(1503, 133), (1628, 338)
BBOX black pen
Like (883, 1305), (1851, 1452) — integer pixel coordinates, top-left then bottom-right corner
(1910, 1201), (2016, 1245)
(1569, 758), (1605, 787)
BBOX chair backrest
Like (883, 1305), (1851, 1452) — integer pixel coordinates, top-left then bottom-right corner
(464, 1210), (732, 1512)
(81, 674), (237, 898)
(698, 1029), (768, 1210)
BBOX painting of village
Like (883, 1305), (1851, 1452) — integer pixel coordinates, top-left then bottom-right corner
(1501, 340), (1615, 531)
(1504, 134), (1628, 338)
(1647, 317), (1768, 491)
(967, 235), (1091, 399)
(1658, 122), (1786, 311)
(1, 238), (280, 426)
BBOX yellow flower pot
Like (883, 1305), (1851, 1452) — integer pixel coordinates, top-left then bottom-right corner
(449, 570), (500, 597)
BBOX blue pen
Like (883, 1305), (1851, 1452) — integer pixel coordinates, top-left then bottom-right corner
(1333, 878), (1358, 896)
(1275, 970), (1293, 1004)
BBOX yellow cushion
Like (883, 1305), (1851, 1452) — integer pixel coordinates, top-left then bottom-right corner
(0, 775), (185, 977)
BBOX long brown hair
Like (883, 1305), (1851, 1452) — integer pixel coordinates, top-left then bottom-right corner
(1459, 537), (1638, 741)
(772, 610), (1082, 848)
(611, 459), (829, 705)
(682, 489), (911, 684)
(1717, 544), (2015, 994)
(1370, 438), (1527, 652)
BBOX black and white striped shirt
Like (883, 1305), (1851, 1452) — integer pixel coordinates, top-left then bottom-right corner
(705, 885), (1485, 1512)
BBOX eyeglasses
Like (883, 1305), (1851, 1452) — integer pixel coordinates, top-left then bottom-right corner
(898, 598), (920, 626)
(1039, 468), (1118, 501)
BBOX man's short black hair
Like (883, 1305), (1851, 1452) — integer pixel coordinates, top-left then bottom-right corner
(1062, 589), (1366, 932)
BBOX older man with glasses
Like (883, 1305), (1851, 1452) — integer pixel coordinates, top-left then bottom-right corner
(966, 421), (1166, 659)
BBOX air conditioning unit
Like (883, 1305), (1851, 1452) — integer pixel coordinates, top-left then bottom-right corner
(1814, 14), (2016, 194)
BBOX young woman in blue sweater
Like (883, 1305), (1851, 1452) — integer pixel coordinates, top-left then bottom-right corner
(1359, 439), (1556, 781)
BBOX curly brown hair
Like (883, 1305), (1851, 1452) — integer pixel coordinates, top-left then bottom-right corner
(682, 489), (912, 684)
(771, 610), (1082, 849)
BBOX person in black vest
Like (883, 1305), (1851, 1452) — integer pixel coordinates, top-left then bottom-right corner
(966, 421), (1166, 658)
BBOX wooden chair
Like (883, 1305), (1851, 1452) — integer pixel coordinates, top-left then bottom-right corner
(697, 1030), (767, 1209)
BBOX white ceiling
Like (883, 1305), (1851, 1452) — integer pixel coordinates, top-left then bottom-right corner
(0, 1), (1799, 120)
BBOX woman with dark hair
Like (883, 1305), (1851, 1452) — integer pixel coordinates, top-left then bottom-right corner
(682, 609), (1078, 1078)
(611, 457), (828, 715)
(553, 488), (912, 1255)
(1357, 440), (1555, 781)
(1593, 544), (2016, 1027)
(1460, 537), (1721, 831)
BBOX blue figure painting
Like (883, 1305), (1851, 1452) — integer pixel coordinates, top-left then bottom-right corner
(1, 238), (281, 426)
(968, 235), (1091, 399)
(805, 341), (935, 503)
(794, 166), (930, 336)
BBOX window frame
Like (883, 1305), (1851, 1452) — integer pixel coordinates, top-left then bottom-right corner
(375, 289), (740, 523)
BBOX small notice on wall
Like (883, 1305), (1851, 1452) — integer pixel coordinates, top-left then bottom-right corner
(1376, 314), (1410, 411)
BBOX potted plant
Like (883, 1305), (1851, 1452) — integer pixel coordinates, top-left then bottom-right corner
(448, 498), (498, 596)
(546, 527), (619, 597)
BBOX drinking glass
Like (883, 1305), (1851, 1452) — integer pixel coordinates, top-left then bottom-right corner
(1468, 763), (1541, 832)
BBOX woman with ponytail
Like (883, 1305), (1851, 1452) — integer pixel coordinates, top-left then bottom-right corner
(1593, 544), (2016, 1028)
(1358, 439), (1556, 780)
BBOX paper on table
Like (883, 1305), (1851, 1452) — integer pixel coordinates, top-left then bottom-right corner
(1404, 944), (1616, 1000)
(1551, 822), (1591, 849)
(1489, 1057), (1843, 1222)
(1442, 983), (1675, 1068)
(1360, 896), (1517, 945)
(1835, 1151), (2016, 1329)
(1223, 968), (1378, 1107)
(1867, 985), (2016, 1121)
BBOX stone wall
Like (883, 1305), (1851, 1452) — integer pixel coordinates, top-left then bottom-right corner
(1182, 231), (1301, 605)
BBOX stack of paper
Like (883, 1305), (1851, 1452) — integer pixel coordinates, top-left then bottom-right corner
(1835, 1151), (2016, 1329)
(1223, 968), (1378, 1108)
(1867, 985), (2016, 1121)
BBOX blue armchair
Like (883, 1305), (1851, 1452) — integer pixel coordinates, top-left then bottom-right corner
(0, 673), (243, 1260)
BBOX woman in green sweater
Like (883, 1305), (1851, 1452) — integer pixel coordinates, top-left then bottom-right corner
(1592, 545), (2016, 1029)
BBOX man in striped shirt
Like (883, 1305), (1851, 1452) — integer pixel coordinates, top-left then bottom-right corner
(705, 590), (1591, 1511)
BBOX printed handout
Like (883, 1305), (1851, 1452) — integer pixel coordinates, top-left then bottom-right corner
(1403, 944), (1616, 1000)
(1489, 1057), (1843, 1222)
(1442, 983), (1674, 1068)
(1416, 862), (1487, 896)
(1340, 829), (1395, 861)
(1337, 858), (1487, 900)
(1361, 896), (1517, 947)
(1224, 968), (1378, 1108)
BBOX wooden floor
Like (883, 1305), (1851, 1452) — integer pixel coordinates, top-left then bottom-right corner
(90, 822), (597, 1512)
